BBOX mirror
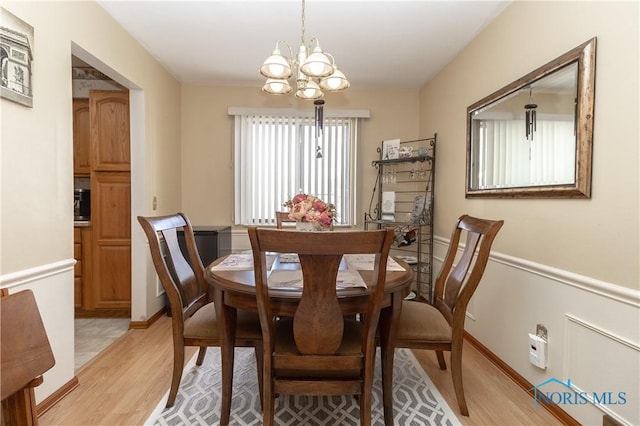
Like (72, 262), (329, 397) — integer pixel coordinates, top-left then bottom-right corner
(466, 38), (596, 198)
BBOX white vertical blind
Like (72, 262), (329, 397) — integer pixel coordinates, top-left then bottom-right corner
(233, 113), (356, 226)
(477, 118), (575, 188)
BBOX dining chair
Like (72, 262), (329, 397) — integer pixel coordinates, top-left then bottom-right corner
(384, 214), (503, 418)
(1, 289), (56, 426)
(248, 227), (395, 426)
(275, 211), (295, 229)
(138, 213), (263, 420)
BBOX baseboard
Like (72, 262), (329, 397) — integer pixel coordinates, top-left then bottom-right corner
(75, 308), (130, 318)
(129, 306), (166, 329)
(36, 376), (79, 417)
(464, 332), (580, 426)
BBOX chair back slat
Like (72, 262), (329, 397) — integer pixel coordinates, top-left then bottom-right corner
(161, 227), (200, 309)
(275, 211), (295, 229)
(248, 228), (394, 356)
(434, 215), (504, 323)
(138, 213), (207, 323)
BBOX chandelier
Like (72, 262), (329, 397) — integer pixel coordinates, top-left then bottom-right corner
(259, 0), (350, 100)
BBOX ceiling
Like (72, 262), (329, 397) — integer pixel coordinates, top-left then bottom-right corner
(96, 1), (510, 90)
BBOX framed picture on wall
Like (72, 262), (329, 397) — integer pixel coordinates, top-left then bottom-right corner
(1, 7), (34, 107)
(382, 139), (400, 160)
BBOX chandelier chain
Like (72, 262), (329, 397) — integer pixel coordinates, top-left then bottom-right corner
(300, 0), (306, 46)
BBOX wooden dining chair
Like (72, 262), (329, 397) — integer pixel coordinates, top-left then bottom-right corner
(1, 289), (56, 426)
(248, 227), (395, 426)
(138, 213), (263, 420)
(275, 211), (295, 229)
(384, 214), (503, 418)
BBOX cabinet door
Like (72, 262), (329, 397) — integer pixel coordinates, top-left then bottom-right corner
(73, 99), (91, 175)
(74, 228), (83, 308)
(90, 90), (130, 171)
(91, 171), (131, 310)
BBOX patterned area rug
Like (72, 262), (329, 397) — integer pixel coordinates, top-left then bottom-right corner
(148, 348), (460, 425)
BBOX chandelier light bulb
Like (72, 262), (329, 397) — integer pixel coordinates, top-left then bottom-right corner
(263, 78), (292, 95)
(295, 80), (323, 99)
(319, 67), (350, 91)
(260, 47), (292, 79)
(300, 46), (334, 78)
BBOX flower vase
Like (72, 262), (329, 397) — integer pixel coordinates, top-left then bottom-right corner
(295, 221), (316, 232)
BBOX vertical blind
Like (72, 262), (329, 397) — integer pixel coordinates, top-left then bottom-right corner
(233, 113), (356, 226)
(476, 118), (575, 188)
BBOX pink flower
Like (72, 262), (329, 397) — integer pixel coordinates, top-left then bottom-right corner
(290, 203), (308, 221)
(318, 211), (333, 228)
(292, 193), (308, 204)
(313, 199), (326, 213)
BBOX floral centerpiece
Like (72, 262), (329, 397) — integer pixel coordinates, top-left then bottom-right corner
(284, 193), (336, 230)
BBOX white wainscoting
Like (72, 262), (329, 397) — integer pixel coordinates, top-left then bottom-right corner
(433, 236), (640, 426)
(0, 259), (76, 403)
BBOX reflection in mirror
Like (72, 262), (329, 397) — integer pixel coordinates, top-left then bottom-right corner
(466, 38), (596, 198)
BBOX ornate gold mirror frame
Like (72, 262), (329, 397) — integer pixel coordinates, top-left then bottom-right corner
(466, 38), (596, 198)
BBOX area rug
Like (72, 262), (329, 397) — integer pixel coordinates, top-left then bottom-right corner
(147, 348), (460, 425)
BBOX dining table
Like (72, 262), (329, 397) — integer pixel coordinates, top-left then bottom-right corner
(205, 251), (414, 426)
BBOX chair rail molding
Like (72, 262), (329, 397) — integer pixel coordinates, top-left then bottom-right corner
(0, 259), (76, 289)
(433, 236), (639, 308)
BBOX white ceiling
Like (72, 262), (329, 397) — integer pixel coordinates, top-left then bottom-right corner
(96, 0), (510, 90)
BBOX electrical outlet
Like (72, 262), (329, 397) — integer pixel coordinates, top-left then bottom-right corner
(536, 323), (548, 341)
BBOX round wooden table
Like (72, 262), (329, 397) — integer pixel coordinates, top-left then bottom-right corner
(205, 255), (413, 426)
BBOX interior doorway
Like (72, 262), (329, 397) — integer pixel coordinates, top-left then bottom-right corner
(70, 44), (148, 367)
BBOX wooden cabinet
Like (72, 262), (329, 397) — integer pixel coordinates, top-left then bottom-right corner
(73, 99), (91, 175)
(74, 228), (82, 307)
(91, 171), (131, 310)
(90, 90), (130, 172)
(73, 227), (92, 309)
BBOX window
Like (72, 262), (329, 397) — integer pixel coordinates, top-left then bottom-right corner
(231, 109), (367, 226)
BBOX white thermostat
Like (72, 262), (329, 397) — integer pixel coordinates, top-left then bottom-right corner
(528, 333), (547, 369)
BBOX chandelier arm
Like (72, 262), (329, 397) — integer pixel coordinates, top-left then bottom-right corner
(276, 40), (295, 64)
(308, 37), (319, 51)
(324, 52), (337, 66)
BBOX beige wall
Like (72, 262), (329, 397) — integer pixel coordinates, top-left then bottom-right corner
(180, 86), (420, 227)
(420, 2), (639, 424)
(419, 1), (639, 289)
(1, 1), (182, 272)
(1, 0), (182, 399)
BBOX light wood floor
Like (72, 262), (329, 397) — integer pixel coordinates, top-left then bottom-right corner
(39, 314), (560, 425)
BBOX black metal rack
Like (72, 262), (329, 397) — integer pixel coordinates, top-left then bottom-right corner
(364, 134), (436, 301)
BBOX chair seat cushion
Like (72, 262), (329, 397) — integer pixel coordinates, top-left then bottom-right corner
(396, 301), (452, 343)
(184, 302), (262, 340)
